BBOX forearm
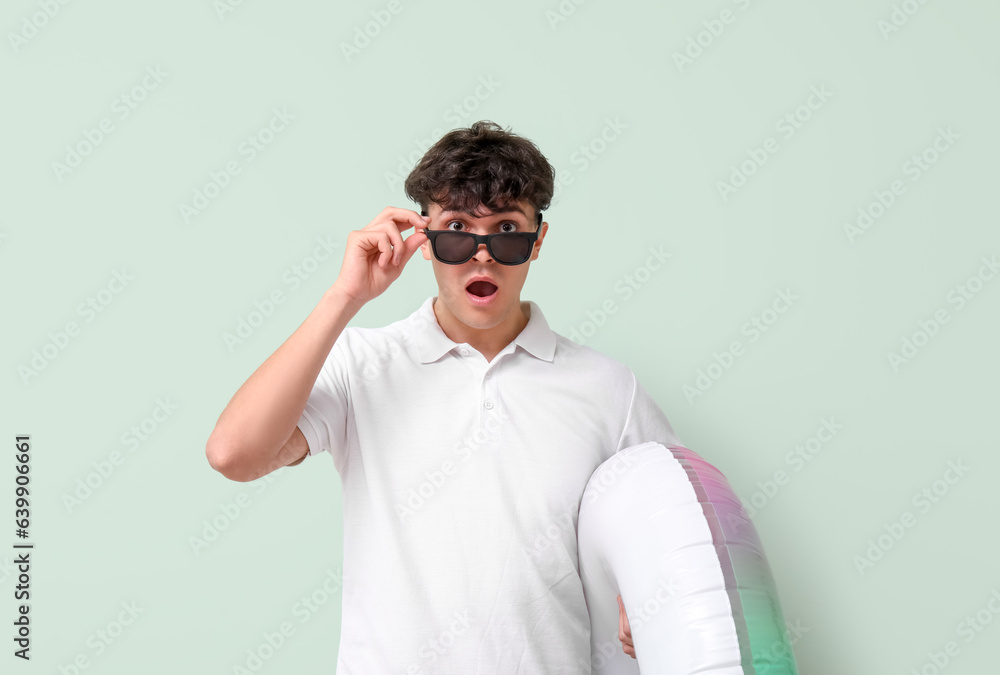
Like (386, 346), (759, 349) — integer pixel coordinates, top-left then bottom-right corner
(205, 284), (362, 480)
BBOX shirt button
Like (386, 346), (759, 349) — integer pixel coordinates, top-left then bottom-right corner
(484, 400), (494, 410)
(459, 348), (470, 356)
(485, 371), (492, 379)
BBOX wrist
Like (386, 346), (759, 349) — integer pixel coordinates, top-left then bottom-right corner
(323, 283), (365, 317)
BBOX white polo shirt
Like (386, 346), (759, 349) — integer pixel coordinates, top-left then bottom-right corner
(297, 295), (682, 674)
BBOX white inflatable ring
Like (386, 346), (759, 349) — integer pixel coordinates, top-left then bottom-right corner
(578, 442), (800, 674)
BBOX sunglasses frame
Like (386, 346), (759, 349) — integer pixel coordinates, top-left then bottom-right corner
(420, 208), (543, 266)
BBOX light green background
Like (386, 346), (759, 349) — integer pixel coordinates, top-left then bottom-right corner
(3, 0), (999, 672)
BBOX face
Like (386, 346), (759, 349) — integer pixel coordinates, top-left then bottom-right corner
(420, 199), (548, 339)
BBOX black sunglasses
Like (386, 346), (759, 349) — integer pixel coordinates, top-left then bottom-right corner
(420, 209), (543, 266)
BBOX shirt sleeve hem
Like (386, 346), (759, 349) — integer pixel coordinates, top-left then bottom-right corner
(298, 408), (324, 458)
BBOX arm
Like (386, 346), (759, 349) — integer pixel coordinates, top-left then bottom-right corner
(204, 206), (429, 482)
(205, 287), (363, 482)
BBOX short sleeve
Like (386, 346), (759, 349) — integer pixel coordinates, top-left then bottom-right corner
(615, 370), (683, 453)
(297, 333), (352, 473)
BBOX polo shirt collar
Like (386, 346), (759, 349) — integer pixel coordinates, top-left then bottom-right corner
(413, 295), (556, 364)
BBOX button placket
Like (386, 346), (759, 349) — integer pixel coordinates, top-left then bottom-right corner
(481, 363), (500, 441)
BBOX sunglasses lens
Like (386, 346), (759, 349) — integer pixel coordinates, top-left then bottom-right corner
(435, 232), (476, 263)
(491, 234), (533, 264)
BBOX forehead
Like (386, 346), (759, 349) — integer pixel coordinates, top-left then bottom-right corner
(433, 201), (532, 220)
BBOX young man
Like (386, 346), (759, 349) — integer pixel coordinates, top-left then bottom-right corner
(205, 121), (681, 671)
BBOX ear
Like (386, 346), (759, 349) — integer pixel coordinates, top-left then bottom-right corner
(420, 205), (435, 261)
(530, 221), (548, 261)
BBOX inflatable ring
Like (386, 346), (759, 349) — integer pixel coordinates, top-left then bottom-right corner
(578, 442), (800, 674)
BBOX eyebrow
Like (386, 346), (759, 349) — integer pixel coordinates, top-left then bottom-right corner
(440, 206), (529, 221)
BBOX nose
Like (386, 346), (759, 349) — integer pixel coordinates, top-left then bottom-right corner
(471, 240), (493, 263)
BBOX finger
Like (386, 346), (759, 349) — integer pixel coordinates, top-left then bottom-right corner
(386, 211), (429, 265)
(617, 595), (636, 658)
(398, 227), (428, 265)
(372, 220), (405, 266)
(618, 595), (630, 636)
(376, 234), (391, 268)
(374, 207), (430, 233)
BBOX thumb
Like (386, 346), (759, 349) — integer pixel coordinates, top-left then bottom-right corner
(398, 229), (428, 265)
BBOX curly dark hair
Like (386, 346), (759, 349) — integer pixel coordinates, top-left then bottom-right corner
(403, 120), (555, 226)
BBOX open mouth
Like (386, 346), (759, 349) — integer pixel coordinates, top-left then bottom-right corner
(467, 280), (498, 298)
